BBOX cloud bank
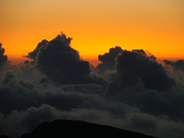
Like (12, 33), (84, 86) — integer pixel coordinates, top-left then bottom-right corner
(0, 34), (184, 138)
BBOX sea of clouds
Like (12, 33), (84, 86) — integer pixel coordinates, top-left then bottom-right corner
(0, 33), (184, 138)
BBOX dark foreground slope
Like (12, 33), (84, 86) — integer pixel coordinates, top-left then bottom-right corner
(21, 120), (156, 138)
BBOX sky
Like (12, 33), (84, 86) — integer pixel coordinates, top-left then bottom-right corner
(0, 1), (184, 138)
(0, 0), (184, 65)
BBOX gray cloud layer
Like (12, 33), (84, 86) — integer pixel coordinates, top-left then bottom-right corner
(0, 61), (184, 138)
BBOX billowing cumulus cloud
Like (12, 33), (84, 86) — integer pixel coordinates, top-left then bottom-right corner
(115, 50), (175, 90)
(164, 60), (184, 71)
(96, 48), (157, 74)
(0, 43), (7, 66)
(27, 33), (104, 84)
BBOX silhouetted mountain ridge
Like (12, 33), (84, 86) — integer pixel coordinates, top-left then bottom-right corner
(20, 119), (156, 138)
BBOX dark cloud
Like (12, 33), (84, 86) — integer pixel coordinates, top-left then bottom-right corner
(0, 67), (184, 138)
(0, 104), (61, 138)
(26, 40), (48, 60)
(90, 64), (98, 73)
(96, 48), (157, 74)
(96, 46), (122, 74)
(0, 71), (138, 137)
(0, 43), (7, 66)
(0, 71), (132, 117)
(164, 60), (184, 71)
(27, 33), (104, 84)
(2, 71), (15, 85)
(106, 84), (184, 121)
(103, 49), (184, 122)
(132, 49), (156, 62)
(124, 112), (184, 138)
(24, 60), (30, 64)
(115, 50), (175, 91)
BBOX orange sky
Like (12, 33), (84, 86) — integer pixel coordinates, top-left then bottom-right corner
(0, 0), (184, 66)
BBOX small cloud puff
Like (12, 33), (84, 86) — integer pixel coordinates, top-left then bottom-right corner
(0, 43), (7, 66)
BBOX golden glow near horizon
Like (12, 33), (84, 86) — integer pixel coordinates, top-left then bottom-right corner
(0, 0), (184, 65)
